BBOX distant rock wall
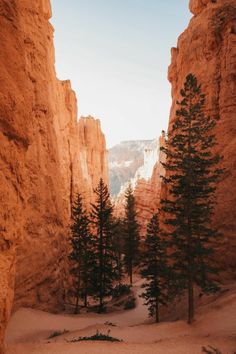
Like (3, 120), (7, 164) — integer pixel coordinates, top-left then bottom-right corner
(0, 1), (108, 352)
(109, 140), (156, 196)
(113, 136), (165, 236)
(167, 0), (236, 279)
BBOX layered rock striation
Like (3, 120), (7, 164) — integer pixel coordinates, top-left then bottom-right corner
(168, 0), (236, 278)
(0, 1), (108, 352)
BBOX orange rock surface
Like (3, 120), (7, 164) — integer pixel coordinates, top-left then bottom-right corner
(168, 0), (236, 278)
(0, 1), (108, 352)
(133, 136), (166, 236)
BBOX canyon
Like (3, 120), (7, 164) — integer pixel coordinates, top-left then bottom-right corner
(0, 0), (235, 353)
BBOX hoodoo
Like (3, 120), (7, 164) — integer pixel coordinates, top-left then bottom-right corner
(0, 1), (108, 352)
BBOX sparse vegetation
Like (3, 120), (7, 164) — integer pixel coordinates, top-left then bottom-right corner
(47, 329), (69, 339)
(202, 346), (222, 354)
(104, 321), (117, 326)
(124, 296), (136, 310)
(67, 330), (122, 342)
(112, 284), (131, 299)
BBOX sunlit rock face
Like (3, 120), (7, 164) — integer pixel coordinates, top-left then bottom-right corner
(113, 136), (165, 236)
(109, 140), (157, 196)
(167, 0), (236, 279)
(77, 116), (109, 207)
(0, 1), (108, 352)
(189, 0), (217, 15)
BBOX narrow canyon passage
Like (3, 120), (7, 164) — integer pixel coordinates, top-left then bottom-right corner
(0, 0), (236, 354)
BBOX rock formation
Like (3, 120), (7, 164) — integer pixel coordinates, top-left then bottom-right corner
(134, 136), (166, 236)
(0, 1), (108, 352)
(109, 140), (156, 196)
(113, 136), (165, 236)
(168, 0), (236, 279)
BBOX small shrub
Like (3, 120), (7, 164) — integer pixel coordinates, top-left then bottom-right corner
(112, 284), (131, 299)
(124, 296), (136, 310)
(67, 330), (122, 342)
(202, 346), (222, 354)
(104, 321), (117, 326)
(48, 329), (69, 339)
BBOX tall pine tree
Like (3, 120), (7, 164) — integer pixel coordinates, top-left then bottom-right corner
(161, 74), (223, 324)
(140, 213), (169, 323)
(90, 178), (116, 312)
(69, 193), (96, 313)
(111, 217), (124, 282)
(123, 184), (140, 285)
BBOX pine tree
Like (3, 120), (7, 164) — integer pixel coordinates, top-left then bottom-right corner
(161, 74), (224, 324)
(112, 217), (124, 282)
(123, 184), (140, 285)
(140, 214), (169, 323)
(90, 178), (116, 312)
(69, 193), (96, 313)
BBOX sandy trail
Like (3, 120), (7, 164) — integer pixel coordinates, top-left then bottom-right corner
(5, 280), (236, 354)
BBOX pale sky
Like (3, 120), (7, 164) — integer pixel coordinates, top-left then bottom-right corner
(50, 1), (192, 147)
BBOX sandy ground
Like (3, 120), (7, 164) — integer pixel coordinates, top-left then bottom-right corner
(5, 280), (236, 354)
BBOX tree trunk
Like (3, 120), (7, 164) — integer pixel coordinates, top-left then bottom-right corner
(99, 295), (103, 313)
(130, 262), (133, 285)
(74, 295), (79, 314)
(84, 289), (87, 308)
(155, 297), (159, 323)
(188, 277), (194, 324)
(74, 271), (81, 314)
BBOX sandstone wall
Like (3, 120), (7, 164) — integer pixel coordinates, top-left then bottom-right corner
(168, 0), (236, 279)
(0, 1), (108, 352)
(134, 135), (165, 236)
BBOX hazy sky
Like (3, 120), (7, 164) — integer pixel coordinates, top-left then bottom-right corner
(50, 1), (192, 147)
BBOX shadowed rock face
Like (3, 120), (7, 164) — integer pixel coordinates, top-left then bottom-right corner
(168, 0), (236, 279)
(0, 1), (108, 352)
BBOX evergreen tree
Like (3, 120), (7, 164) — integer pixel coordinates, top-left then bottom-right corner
(161, 74), (223, 324)
(90, 178), (116, 312)
(111, 217), (124, 282)
(140, 213), (169, 323)
(123, 184), (140, 285)
(69, 193), (96, 313)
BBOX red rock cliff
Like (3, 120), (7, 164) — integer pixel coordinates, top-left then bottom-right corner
(0, 1), (108, 352)
(167, 0), (236, 278)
